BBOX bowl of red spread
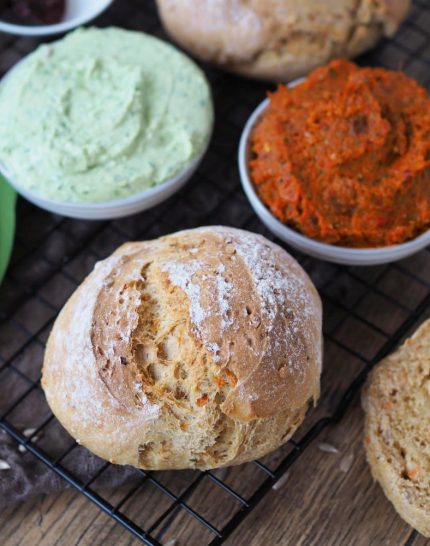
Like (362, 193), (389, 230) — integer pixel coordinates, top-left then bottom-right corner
(239, 60), (430, 266)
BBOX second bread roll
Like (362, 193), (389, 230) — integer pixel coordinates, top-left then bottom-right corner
(42, 227), (322, 470)
(156, 0), (410, 82)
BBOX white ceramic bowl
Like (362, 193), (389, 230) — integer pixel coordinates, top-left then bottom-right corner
(239, 89), (430, 266)
(0, 0), (114, 37)
(0, 150), (208, 220)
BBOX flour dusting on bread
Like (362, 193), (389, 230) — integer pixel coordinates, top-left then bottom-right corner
(160, 260), (207, 328)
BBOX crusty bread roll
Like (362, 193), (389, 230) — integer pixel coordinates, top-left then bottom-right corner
(362, 319), (430, 536)
(42, 227), (322, 470)
(156, 0), (410, 82)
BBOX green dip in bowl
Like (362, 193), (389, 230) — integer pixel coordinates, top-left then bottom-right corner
(0, 27), (213, 206)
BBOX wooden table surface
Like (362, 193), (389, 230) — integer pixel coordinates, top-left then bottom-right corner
(0, 400), (422, 546)
(3, 251), (430, 545)
(4, 275), (430, 545)
(0, 372), (424, 546)
(1, 2), (430, 545)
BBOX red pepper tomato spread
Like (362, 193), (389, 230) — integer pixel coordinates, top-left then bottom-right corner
(250, 60), (430, 247)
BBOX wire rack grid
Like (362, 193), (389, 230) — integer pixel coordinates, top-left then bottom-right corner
(1, 1), (430, 545)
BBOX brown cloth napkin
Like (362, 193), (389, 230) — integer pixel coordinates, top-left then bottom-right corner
(0, 429), (136, 510)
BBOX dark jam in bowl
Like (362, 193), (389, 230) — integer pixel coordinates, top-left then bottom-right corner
(0, 0), (65, 25)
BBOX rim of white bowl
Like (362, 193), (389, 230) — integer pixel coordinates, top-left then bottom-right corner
(0, 146), (209, 220)
(0, 0), (114, 36)
(238, 87), (430, 266)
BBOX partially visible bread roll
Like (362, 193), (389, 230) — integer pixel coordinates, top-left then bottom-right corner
(42, 227), (322, 470)
(362, 319), (430, 536)
(156, 0), (410, 82)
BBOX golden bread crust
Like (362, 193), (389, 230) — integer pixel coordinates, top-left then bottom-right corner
(42, 227), (322, 470)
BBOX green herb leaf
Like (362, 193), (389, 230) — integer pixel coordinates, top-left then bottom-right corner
(0, 176), (16, 285)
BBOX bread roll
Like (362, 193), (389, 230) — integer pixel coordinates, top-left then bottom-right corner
(42, 227), (322, 470)
(156, 0), (410, 82)
(362, 319), (430, 536)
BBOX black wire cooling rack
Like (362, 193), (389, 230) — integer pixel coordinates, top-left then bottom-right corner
(1, 1), (430, 545)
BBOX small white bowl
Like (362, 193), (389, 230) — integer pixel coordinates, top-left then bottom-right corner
(0, 0), (114, 37)
(239, 89), (430, 266)
(0, 150), (207, 220)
